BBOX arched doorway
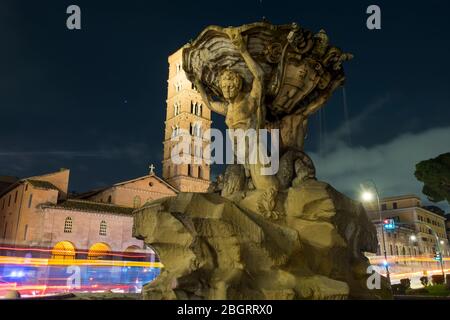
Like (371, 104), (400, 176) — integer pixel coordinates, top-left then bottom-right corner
(52, 241), (76, 260)
(88, 242), (111, 260)
(124, 245), (141, 253)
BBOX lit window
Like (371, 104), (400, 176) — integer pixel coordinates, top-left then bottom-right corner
(99, 220), (107, 236)
(64, 217), (73, 233)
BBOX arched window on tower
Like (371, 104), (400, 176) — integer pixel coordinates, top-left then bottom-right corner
(195, 124), (202, 137)
(172, 125), (180, 137)
(99, 220), (107, 236)
(174, 102), (180, 116)
(64, 217), (73, 233)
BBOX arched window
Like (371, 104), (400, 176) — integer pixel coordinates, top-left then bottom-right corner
(52, 241), (76, 260)
(88, 242), (111, 260)
(196, 124), (202, 137)
(64, 217), (73, 233)
(199, 166), (203, 179)
(133, 196), (141, 208)
(99, 220), (107, 236)
(172, 125), (180, 137)
(107, 195), (112, 203)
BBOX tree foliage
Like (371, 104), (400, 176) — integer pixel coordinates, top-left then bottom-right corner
(415, 153), (450, 204)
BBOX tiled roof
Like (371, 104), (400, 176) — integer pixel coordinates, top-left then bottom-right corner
(43, 199), (134, 216)
(27, 179), (59, 191)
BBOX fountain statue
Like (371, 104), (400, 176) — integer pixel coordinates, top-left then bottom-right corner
(133, 22), (391, 300)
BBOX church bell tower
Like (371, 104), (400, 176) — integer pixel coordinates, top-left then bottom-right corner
(162, 47), (211, 192)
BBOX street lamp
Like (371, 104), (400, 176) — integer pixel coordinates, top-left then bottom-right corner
(361, 191), (374, 202)
(360, 180), (391, 284)
(410, 235), (417, 242)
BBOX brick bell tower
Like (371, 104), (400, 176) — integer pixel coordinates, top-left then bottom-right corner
(162, 47), (211, 193)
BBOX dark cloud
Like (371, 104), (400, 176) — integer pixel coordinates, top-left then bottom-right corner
(311, 125), (450, 212)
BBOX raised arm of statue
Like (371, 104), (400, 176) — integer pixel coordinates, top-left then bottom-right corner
(240, 46), (266, 129)
(227, 30), (264, 99)
(194, 78), (227, 116)
(227, 30), (266, 129)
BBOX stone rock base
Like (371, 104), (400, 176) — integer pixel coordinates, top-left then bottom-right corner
(133, 180), (391, 300)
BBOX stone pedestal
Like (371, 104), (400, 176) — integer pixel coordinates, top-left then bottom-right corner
(133, 180), (391, 300)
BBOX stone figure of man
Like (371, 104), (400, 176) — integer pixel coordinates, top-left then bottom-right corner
(194, 30), (280, 218)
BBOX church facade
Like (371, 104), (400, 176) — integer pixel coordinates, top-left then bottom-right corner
(0, 168), (177, 258)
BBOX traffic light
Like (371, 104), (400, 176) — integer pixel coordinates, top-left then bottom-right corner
(383, 219), (396, 231)
(434, 252), (442, 262)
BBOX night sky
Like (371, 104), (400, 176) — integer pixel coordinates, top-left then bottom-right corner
(1, 1), (449, 210)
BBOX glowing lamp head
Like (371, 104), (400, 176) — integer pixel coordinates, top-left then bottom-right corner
(410, 235), (417, 241)
(440, 240), (445, 245)
(361, 191), (375, 202)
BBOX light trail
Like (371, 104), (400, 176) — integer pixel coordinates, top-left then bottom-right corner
(0, 246), (151, 259)
(0, 256), (163, 268)
(368, 255), (450, 264)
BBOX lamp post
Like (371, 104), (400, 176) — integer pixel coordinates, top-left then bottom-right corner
(361, 180), (391, 284)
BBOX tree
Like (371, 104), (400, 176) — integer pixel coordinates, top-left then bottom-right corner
(415, 153), (450, 205)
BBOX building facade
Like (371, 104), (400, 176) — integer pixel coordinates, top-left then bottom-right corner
(364, 195), (450, 259)
(162, 47), (211, 193)
(0, 168), (177, 258)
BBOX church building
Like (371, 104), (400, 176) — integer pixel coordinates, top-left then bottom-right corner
(0, 167), (177, 259)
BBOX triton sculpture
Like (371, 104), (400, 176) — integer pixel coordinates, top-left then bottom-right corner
(134, 22), (391, 300)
